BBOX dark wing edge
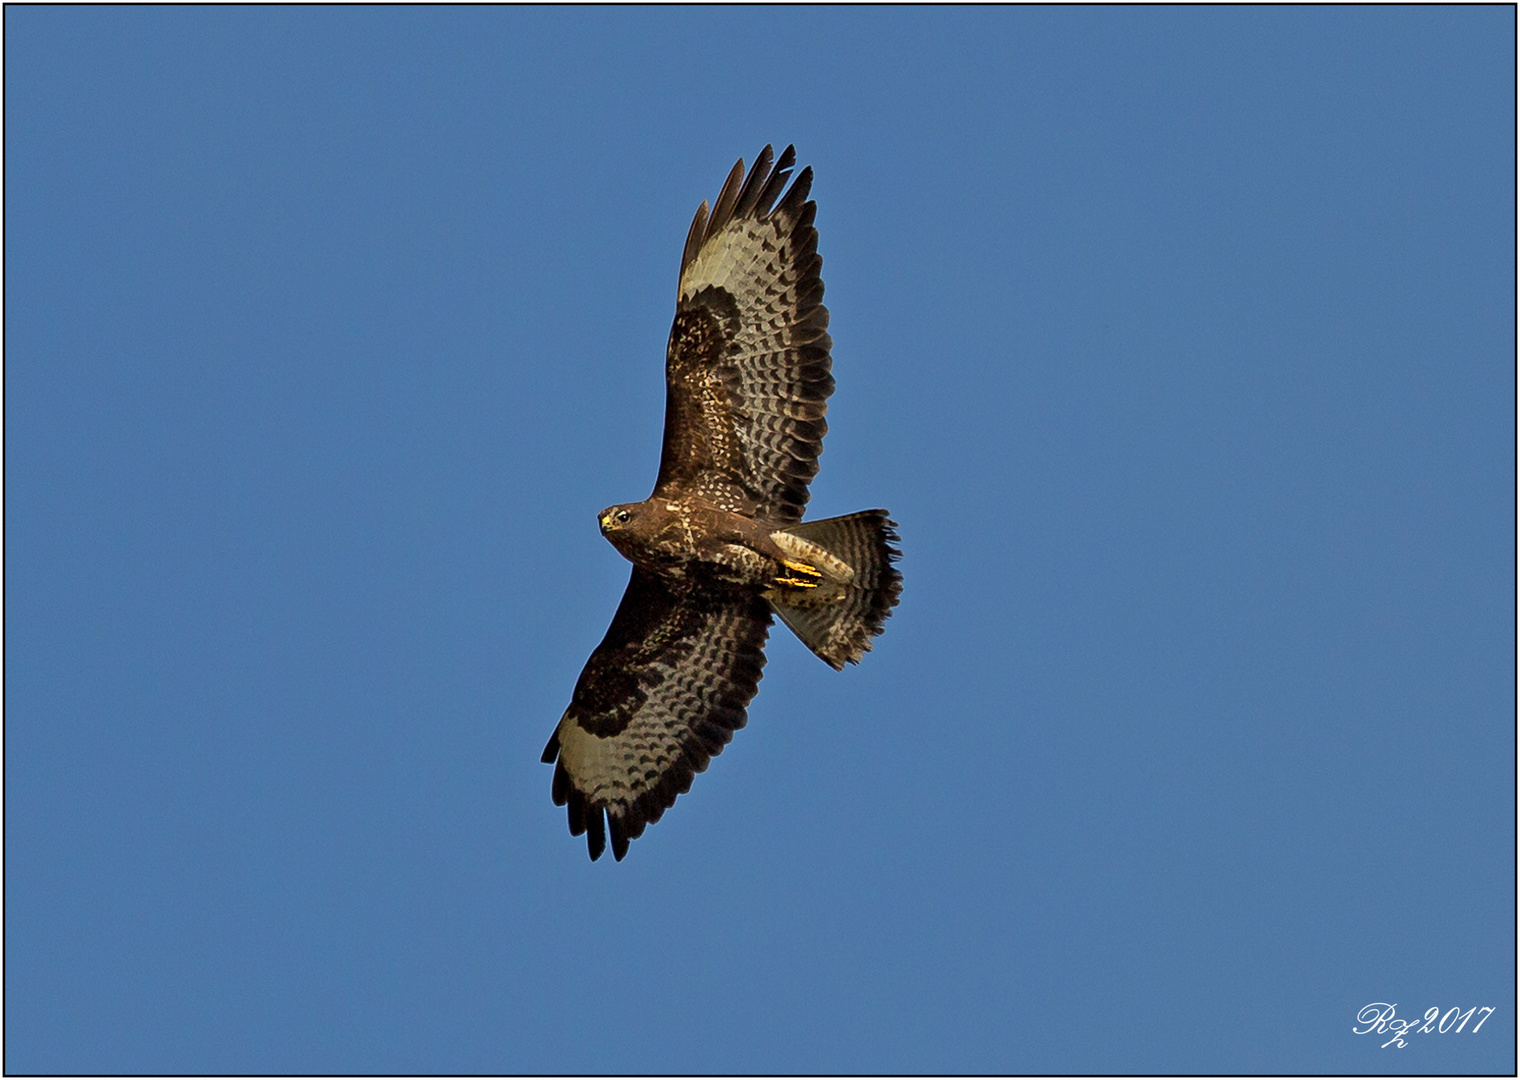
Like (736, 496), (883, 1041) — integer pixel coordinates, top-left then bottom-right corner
(656, 145), (836, 524)
(541, 568), (771, 861)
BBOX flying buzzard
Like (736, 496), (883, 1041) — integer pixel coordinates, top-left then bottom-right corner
(541, 145), (902, 861)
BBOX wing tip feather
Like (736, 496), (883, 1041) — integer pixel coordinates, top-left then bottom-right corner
(680, 199), (711, 278)
(586, 806), (607, 861)
(775, 164), (814, 221)
(707, 156), (748, 235)
(732, 145), (775, 219)
(609, 814), (630, 861)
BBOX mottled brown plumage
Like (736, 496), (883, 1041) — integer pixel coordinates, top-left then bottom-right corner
(542, 146), (902, 861)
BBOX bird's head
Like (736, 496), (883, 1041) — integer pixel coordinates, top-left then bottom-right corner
(598, 504), (637, 535)
(598, 502), (654, 563)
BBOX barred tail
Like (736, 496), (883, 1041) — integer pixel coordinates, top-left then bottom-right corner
(766, 510), (902, 670)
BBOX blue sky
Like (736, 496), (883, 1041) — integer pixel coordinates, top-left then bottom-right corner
(6, 6), (1514, 1074)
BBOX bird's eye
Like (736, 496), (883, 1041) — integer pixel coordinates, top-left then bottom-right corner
(616, 509), (632, 524)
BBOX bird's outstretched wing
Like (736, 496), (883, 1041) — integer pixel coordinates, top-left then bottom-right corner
(654, 145), (835, 525)
(541, 569), (772, 861)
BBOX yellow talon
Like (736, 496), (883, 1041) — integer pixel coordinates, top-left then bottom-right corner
(775, 576), (820, 589)
(782, 559), (822, 577)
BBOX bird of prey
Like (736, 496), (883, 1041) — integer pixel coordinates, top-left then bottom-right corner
(541, 145), (902, 861)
